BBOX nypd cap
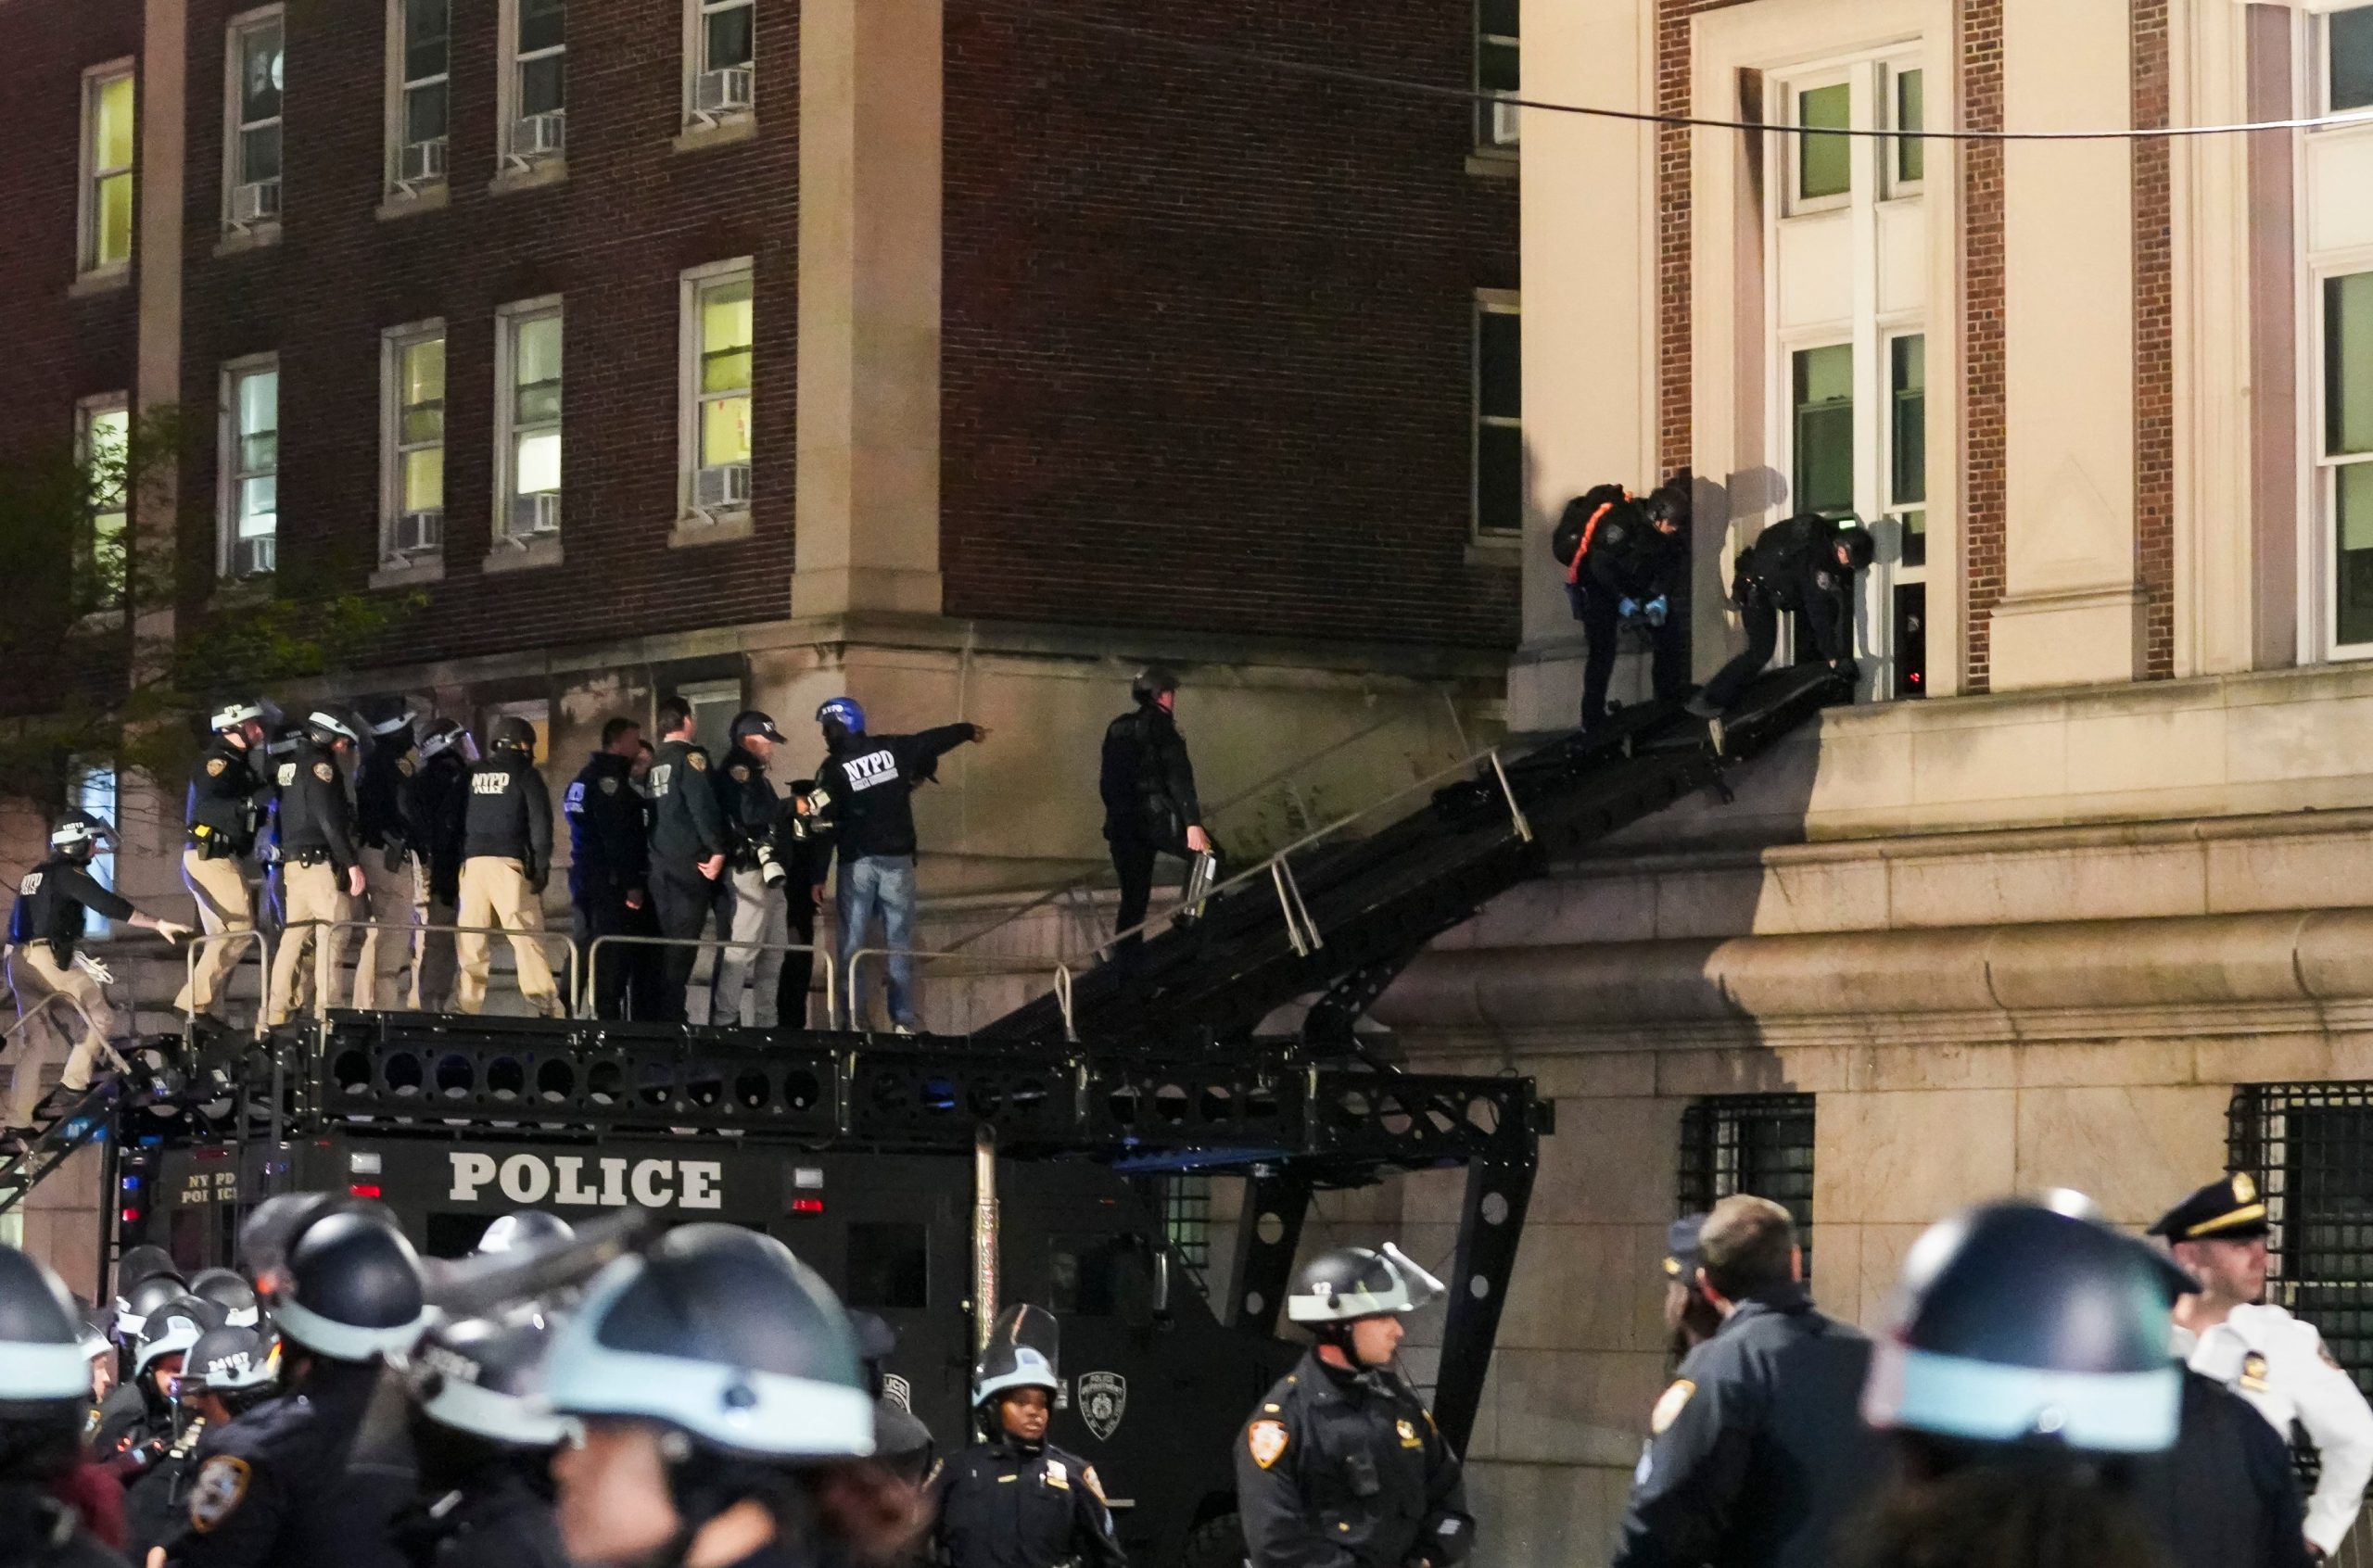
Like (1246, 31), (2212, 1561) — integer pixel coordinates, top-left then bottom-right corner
(2148, 1172), (2269, 1244)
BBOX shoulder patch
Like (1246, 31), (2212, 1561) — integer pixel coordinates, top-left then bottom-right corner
(312, 761), (335, 784)
(688, 752), (707, 772)
(206, 756), (228, 778)
(1248, 1419), (1288, 1470)
(188, 1454), (252, 1532)
(1650, 1379), (1696, 1436)
(2241, 1351), (2272, 1391)
(1082, 1464), (1107, 1504)
(599, 776), (620, 795)
(276, 765), (296, 788)
(396, 754), (416, 778)
(729, 764), (750, 782)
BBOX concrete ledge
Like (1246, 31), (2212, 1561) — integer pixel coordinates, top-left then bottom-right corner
(489, 158), (567, 196)
(68, 267), (131, 299)
(375, 185), (450, 221)
(673, 116), (758, 154)
(482, 537), (564, 574)
(666, 512), (755, 548)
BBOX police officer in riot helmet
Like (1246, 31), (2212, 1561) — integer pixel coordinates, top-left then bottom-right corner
(849, 1312), (936, 1491)
(711, 713), (792, 1029)
(645, 697), (731, 1026)
(350, 701), (426, 1013)
(1237, 1246), (1470, 1568)
(401, 720), (473, 1011)
(1098, 668), (1212, 973)
(261, 712), (366, 1028)
(1556, 479), (1691, 734)
(565, 718), (651, 1021)
(6, 812), (190, 1131)
(174, 701), (274, 1027)
(97, 1275), (192, 1456)
(0, 1242), (127, 1568)
(1688, 514), (1875, 738)
(103, 1296), (215, 1476)
(456, 715), (562, 1018)
(544, 1224), (929, 1568)
(472, 1212), (573, 1258)
(170, 1208), (429, 1568)
(123, 1326), (275, 1562)
(183, 1275), (259, 1334)
(938, 1306), (1124, 1568)
(393, 1314), (568, 1568)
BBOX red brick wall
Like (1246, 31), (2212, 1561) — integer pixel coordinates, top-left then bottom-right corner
(939, 2), (1520, 651)
(1961, 0), (2006, 692)
(2133, 0), (2174, 679)
(172, 0), (798, 663)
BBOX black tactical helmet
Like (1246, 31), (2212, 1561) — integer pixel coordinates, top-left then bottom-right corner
(1287, 1244), (1445, 1325)
(409, 1314), (566, 1449)
(238, 1191), (344, 1294)
(112, 1247), (181, 1322)
(133, 1296), (213, 1380)
(474, 1210), (575, 1257)
(729, 711), (788, 745)
(546, 1224), (873, 1461)
(0, 1245), (95, 1410)
(46, 811), (113, 855)
(277, 1210), (428, 1362)
(489, 714), (538, 755)
(183, 1325), (274, 1400)
(116, 1274), (189, 1342)
(1861, 1198), (2189, 1454)
(1833, 521), (1876, 571)
(301, 709), (362, 749)
(417, 716), (465, 762)
(187, 1268), (261, 1329)
(1131, 666), (1179, 704)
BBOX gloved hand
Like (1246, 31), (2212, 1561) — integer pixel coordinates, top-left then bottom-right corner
(154, 920), (193, 943)
(1643, 595), (1669, 627)
(1617, 597), (1640, 621)
(75, 955), (115, 985)
(526, 865), (549, 897)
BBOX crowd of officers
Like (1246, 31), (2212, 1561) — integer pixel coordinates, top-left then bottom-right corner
(0, 1199), (1466, 1568)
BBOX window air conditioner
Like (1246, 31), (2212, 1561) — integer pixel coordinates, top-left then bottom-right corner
(399, 138), (448, 187)
(513, 111), (566, 164)
(693, 67), (754, 117)
(389, 509), (444, 557)
(510, 491), (561, 537)
(693, 462), (752, 514)
(231, 179), (283, 227)
(232, 535), (275, 577)
(1491, 97), (1521, 148)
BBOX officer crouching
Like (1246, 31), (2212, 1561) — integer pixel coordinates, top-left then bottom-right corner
(938, 1306), (1125, 1568)
(1237, 1246), (1471, 1568)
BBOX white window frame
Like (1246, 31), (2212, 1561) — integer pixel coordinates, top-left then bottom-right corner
(1475, 0), (1518, 150)
(386, 0), (450, 195)
(222, 6), (285, 234)
(1883, 62), (1925, 199)
(2311, 254), (2373, 658)
(494, 297), (564, 545)
(683, 0), (755, 127)
(679, 259), (755, 522)
(381, 320), (446, 564)
(678, 680), (742, 759)
(218, 353), (279, 578)
(498, 0), (566, 167)
(76, 393), (131, 609)
(2299, 2), (2373, 661)
(79, 61), (136, 276)
(1785, 70), (1856, 219)
(1472, 289), (1521, 539)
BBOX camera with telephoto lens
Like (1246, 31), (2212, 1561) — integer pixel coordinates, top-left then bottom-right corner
(755, 841), (788, 890)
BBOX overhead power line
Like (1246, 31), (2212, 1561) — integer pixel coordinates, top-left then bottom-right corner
(973, 1), (2373, 144)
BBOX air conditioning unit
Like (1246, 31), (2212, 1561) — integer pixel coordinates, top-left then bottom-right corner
(693, 462), (752, 514)
(231, 535), (275, 577)
(509, 491), (561, 537)
(399, 137), (448, 187)
(511, 111), (565, 166)
(693, 67), (754, 118)
(230, 179), (282, 228)
(389, 509), (444, 557)
(1491, 96), (1521, 148)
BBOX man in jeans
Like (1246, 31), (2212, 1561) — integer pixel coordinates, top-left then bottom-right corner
(808, 696), (987, 1033)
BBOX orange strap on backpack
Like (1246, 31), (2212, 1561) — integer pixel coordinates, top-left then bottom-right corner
(1565, 501), (1618, 586)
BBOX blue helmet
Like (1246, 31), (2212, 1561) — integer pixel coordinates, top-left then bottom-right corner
(816, 697), (866, 735)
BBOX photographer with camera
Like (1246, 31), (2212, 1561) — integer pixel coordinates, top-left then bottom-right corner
(710, 712), (793, 1029)
(1553, 478), (1690, 735)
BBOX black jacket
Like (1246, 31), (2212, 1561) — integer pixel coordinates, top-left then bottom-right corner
(813, 726), (977, 870)
(0, 1485), (126, 1568)
(184, 737), (271, 858)
(648, 739), (729, 870)
(1099, 706), (1200, 848)
(124, 1412), (213, 1562)
(712, 745), (780, 871)
(400, 756), (469, 907)
(274, 743), (359, 873)
(167, 1361), (412, 1568)
(1235, 1350), (1469, 1568)
(1735, 514), (1857, 664)
(563, 752), (646, 903)
(7, 854), (134, 962)
(936, 1434), (1125, 1568)
(461, 752), (552, 877)
(354, 732), (417, 854)
(1612, 1284), (1880, 1568)
(2134, 1369), (2314, 1568)
(392, 1467), (567, 1568)
(1585, 511), (1687, 602)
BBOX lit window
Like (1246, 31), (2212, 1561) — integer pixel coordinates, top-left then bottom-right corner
(225, 9), (284, 232)
(687, 0), (755, 123)
(1796, 82), (1851, 203)
(80, 67), (135, 272)
(1891, 68), (1924, 190)
(1476, 0), (1518, 150)
(383, 323), (446, 563)
(222, 359), (278, 577)
(76, 397), (130, 611)
(498, 302), (563, 542)
(392, 0), (450, 191)
(504, 0), (566, 165)
(70, 764), (118, 940)
(2332, 6), (2373, 114)
(683, 264), (754, 518)
(1791, 344), (1855, 518)
(1474, 292), (1521, 537)
(2328, 272), (2373, 648)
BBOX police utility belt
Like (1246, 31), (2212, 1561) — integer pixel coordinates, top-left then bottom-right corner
(188, 823), (252, 860)
(285, 847), (334, 866)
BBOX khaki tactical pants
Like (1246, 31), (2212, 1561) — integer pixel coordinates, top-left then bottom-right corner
(264, 861), (348, 1026)
(173, 847), (256, 1017)
(349, 850), (419, 1012)
(455, 857), (561, 1016)
(6, 943), (114, 1122)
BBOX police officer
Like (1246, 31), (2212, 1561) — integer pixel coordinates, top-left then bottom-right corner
(0, 1242), (129, 1568)
(261, 712), (366, 1028)
(169, 1208), (429, 1568)
(2153, 1172), (2373, 1561)
(564, 718), (649, 1021)
(852, 1311), (937, 1489)
(455, 716), (560, 1018)
(394, 1314), (566, 1568)
(1560, 483), (1689, 733)
(1613, 1195), (1877, 1568)
(544, 1225), (916, 1568)
(773, 780), (831, 1030)
(103, 1296), (209, 1475)
(1658, 1214), (1718, 1359)
(173, 701), (273, 1025)
(938, 1307), (1124, 1568)
(6, 813), (189, 1127)
(123, 1326), (274, 1562)
(1688, 513), (1875, 728)
(184, 1273), (260, 1334)
(471, 1211), (572, 1257)
(400, 720), (471, 1011)
(1098, 669), (1212, 972)
(1237, 1246), (1469, 1568)
(350, 703), (425, 1013)
(645, 697), (730, 1025)
(810, 697), (988, 1032)
(96, 1275), (190, 1455)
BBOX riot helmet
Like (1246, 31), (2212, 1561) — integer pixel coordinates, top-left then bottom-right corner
(970, 1304), (1061, 1410)
(474, 1210), (576, 1257)
(116, 1273), (188, 1342)
(182, 1325), (275, 1409)
(1287, 1244), (1443, 1324)
(489, 714), (538, 756)
(1131, 666), (1179, 706)
(361, 698), (417, 741)
(816, 697), (866, 748)
(209, 701), (267, 736)
(276, 1209), (429, 1363)
(0, 1246), (96, 1482)
(238, 1191), (345, 1298)
(409, 1313), (565, 1450)
(46, 811), (113, 857)
(112, 1248), (179, 1318)
(1833, 522), (1876, 572)
(187, 1268), (260, 1329)
(75, 1312), (110, 1367)
(302, 710), (361, 750)
(132, 1296), (210, 1382)
(417, 717), (465, 762)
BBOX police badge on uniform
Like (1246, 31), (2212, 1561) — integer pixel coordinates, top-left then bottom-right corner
(188, 1454), (251, 1532)
(1078, 1370), (1126, 1441)
(1396, 1417), (1422, 1449)
(206, 757), (228, 777)
(2241, 1352), (2271, 1392)
(599, 777), (619, 795)
(312, 762), (335, 784)
(730, 765), (750, 782)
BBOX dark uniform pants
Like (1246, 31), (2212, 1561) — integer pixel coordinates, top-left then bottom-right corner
(1701, 588), (1783, 712)
(650, 865), (722, 1025)
(778, 890), (818, 1029)
(1109, 832), (1205, 971)
(1575, 583), (1690, 730)
(575, 891), (638, 1020)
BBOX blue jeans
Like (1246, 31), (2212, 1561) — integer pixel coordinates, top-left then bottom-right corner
(837, 854), (917, 1029)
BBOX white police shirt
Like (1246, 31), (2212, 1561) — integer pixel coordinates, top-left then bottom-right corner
(2174, 1302), (2373, 1555)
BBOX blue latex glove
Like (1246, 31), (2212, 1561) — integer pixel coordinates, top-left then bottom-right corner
(1643, 595), (1669, 627)
(1617, 597), (1640, 620)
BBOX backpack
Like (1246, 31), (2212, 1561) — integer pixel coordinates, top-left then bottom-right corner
(1551, 485), (1630, 567)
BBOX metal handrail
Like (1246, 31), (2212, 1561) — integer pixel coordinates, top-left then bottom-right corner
(2, 985), (126, 1077)
(181, 928), (273, 1040)
(314, 920), (581, 1023)
(577, 933), (838, 1023)
(1067, 741), (1534, 967)
(844, 946), (1078, 1042)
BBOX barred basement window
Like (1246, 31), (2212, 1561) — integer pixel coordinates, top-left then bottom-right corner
(2227, 1082), (2373, 1397)
(1162, 1174), (1212, 1275)
(1679, 1094), (1817, 1277)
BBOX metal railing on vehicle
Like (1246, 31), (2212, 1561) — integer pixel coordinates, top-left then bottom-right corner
(844, 946), (1078, 1042)
(576, 932), (838, 1024)
(179, 928), (273, 1039)
(313, 920), (582, 1024)
(0, 986), (130, 1079)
